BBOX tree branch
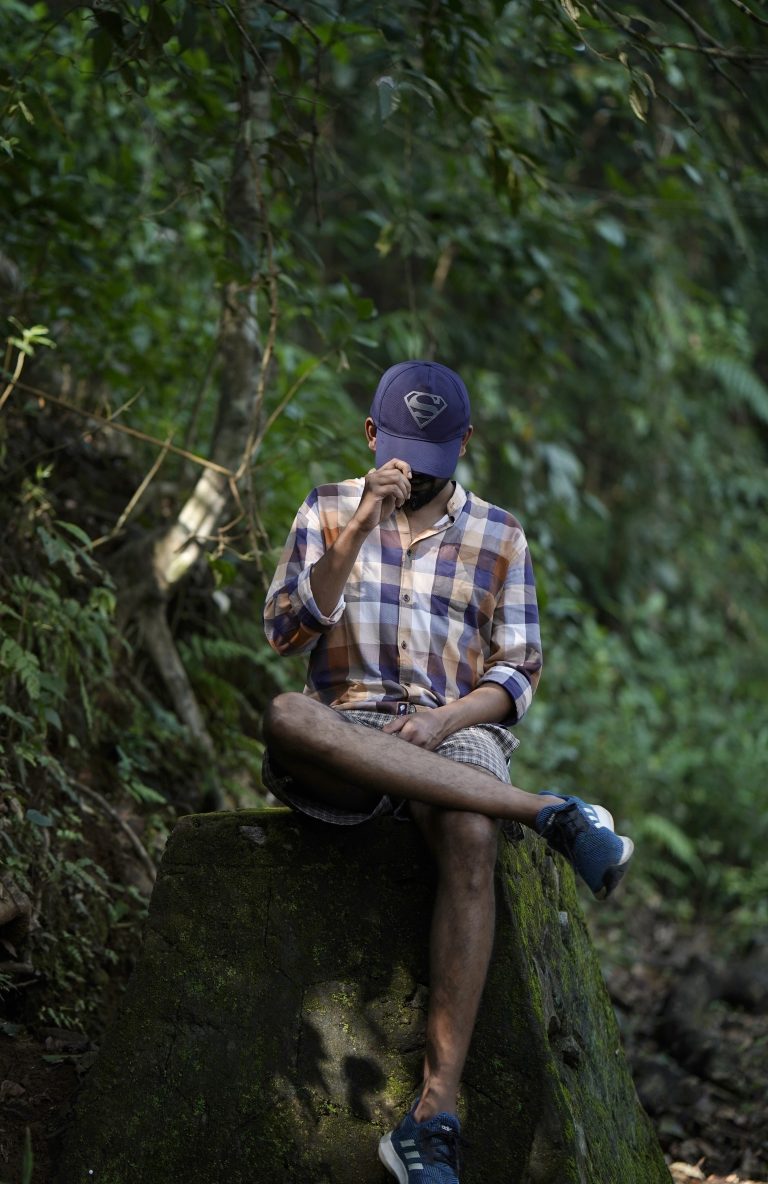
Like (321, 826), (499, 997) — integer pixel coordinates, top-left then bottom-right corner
(0, 348), (25, 413)
(74, 782), (157, 887)
(655, 0), (720, 46)
(4, 377), (238, 477)
(724, 0), (768, 28)
(93, 433), (174, 549)
(655, 0), (749, 93)
(593, 0), (768, 62)
(658, 42), (768, 63)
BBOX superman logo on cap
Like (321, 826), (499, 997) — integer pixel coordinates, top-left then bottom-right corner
(404, 390), (448, 430)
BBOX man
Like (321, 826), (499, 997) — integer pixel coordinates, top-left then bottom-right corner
(262, 360), (633, 1184)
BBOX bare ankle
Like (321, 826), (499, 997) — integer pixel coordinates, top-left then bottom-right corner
(414, 1083), (458, 1121)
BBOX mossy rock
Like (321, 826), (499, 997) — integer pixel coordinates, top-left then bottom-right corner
(59, 808), (668, 1183)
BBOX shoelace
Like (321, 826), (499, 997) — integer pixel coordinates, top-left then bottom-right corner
(541, 801), (584, 858)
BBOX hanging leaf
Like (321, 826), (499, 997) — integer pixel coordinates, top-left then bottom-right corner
(21, 1127), (33, 1184)
(92, 8), (124, 45)
(26, 808), (54, 828)
(628, 84), (647, 122)
(376, 75), (398, 121)
(277, 34), (301, 83)
(148, 4), (175, 47)
(595, 217), (626, 247)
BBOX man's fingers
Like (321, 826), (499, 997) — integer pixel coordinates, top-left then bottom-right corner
(357, 461), (412, 524)
(369, 469), (410, 487)
(381, 715), (443, 749)
(388, 720), (425, 745)
(382, 717), (407, 734)
(379, 458), (413, 478)
(382, 717), (424, 741)
(365, 472), (411, 506)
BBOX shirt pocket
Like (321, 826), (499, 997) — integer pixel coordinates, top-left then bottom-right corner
(430, 547), (495, 632)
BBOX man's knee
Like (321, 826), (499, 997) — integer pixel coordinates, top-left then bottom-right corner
(263, 692), (315, 749)
(428, 810), (500, 881)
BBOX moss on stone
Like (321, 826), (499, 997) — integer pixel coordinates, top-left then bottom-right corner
(59, 810), (668, 1183)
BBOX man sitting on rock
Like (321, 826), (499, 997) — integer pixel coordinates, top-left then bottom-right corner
(262, 359), (633, 1184)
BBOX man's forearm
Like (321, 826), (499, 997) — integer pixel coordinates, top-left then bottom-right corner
(308, 520), (369, 618)
(434, 684), (513, 732)
(382, 683), (514, 750)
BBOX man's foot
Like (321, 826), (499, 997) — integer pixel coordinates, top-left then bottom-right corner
(535, 793), (634, 899)
(379, 1105), (463, 1183)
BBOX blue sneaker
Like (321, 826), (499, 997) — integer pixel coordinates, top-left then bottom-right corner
(379, 1105), (463, 1183)
(535, 793), (634, 900)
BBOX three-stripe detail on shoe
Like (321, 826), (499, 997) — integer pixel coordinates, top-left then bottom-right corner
(399, 1139), (424, 1170)
(581, 802), (614, 830)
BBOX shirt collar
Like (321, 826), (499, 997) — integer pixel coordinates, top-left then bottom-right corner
(445, 481), (467, 523)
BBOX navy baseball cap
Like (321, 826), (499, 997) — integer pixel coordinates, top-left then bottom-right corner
(370, 360), (471, 478)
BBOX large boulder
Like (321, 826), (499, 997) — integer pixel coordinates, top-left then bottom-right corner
(59, 808), (669, 1183)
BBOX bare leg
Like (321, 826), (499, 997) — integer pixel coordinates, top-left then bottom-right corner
(263, 693), (559, 823)
(409, 804), (498, 1122)
(264, 695), (554, 1125)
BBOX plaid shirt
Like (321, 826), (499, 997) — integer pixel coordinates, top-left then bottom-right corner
(263, 480), (542, 724)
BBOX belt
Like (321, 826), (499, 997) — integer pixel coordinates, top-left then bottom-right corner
(370, 701), (422, 716)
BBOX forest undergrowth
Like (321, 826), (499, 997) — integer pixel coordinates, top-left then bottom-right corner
(2, 0), (768, 1178)
(1, 403), (766, 1184)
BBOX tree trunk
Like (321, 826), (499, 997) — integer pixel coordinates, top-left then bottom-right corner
(113, 15), (269, 782)
(59, 810), (669, 1184)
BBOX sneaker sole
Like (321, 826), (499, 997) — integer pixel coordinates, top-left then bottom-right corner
(595, 835), (634, 900)
(378, 1133), (409, 1184)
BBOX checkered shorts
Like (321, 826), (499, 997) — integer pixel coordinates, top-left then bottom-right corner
(261, 708), (520, 827)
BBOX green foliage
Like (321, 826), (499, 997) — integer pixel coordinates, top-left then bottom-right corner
(21, 1126), (33, 1184)
(512, 604), (768, 932)
(5, 317), (54, 358)
(1, 0), (767, 1048)
(0, 476), (111, 762)
(0, 1124), (34, 1184)
(0, 467), (185, 1030)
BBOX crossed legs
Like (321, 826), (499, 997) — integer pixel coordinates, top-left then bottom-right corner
(263, 693), (550, 1121)
(264, 693), (554, 825)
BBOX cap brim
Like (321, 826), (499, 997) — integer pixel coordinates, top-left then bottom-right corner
(374, 428), (462, 478)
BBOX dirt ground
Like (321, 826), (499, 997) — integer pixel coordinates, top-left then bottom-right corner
(0, 1027), (85, 1184)
(592, 898), (768, 1184)
(669, 1168), (765, 1184)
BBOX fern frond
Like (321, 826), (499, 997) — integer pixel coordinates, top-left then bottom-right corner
(638, 813), (704, 873)
(704, 355), (768, 424)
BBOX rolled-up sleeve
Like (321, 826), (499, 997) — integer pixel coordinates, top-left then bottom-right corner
(478, 538), (542, 723)
(263, 493), (345, 656)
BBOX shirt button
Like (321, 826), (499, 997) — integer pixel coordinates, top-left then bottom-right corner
(403, 594), (410, 602)
(400, 640), (407, 649)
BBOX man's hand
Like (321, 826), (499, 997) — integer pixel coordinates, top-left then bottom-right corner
(381, 686), (513, 750)
(382, 710), (451, 751)
(351, 460), (411, 534)
(308, 458), (411, 616)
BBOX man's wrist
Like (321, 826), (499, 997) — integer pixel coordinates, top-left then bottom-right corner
(345, 513), (374, 541)
(430, 703), (461, 742)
